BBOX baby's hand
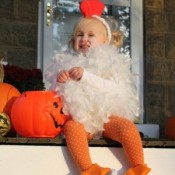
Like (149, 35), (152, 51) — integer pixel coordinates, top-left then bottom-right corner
(57, 70), (70, 83)
(69, 67), (84, 81)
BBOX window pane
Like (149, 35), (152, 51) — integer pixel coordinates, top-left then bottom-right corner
(52, 0), (131, 56)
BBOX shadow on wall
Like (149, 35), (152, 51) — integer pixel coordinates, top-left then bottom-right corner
(61, 146), (129, 175)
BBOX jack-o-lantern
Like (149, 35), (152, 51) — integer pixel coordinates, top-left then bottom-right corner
(11, 91), (69, 138)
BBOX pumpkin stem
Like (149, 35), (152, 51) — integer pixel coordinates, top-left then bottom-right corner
(0, 57), (4, 82)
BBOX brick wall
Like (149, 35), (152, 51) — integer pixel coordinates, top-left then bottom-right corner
(0, 0), (39, 69)
(0, 0), (175, 137)
(144, 0), (175, 137)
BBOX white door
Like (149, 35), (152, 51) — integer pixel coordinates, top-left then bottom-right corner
(37, 0), (144, 122)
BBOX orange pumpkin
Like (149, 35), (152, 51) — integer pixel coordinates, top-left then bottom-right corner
(0, 82), (21, 136)
(0, 82), (21, 114)
(11, 91), (69, 138)
(165, 116), (175, 140)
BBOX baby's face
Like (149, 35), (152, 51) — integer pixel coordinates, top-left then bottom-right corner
(73, 19), (108, 53)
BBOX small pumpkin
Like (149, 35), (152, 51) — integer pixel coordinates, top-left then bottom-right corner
(0, 112), (11, 137)
(165, 116), (175, 140)
(11, 91), (69, 138)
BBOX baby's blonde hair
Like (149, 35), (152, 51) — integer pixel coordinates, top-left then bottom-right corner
(111, 30), (123, 48)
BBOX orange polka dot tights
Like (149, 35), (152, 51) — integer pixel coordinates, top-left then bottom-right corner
(63, 116), (144, 171)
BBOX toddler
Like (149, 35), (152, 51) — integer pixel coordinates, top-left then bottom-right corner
(47, 0), (151, 175)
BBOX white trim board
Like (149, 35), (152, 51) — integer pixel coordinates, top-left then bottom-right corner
(0, 145), (174, 175)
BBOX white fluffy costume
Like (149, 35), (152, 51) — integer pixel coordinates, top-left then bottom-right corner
(46, 44), (140, 136)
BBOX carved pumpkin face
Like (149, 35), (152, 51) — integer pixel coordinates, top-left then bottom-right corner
(11, 91), (68, 138)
